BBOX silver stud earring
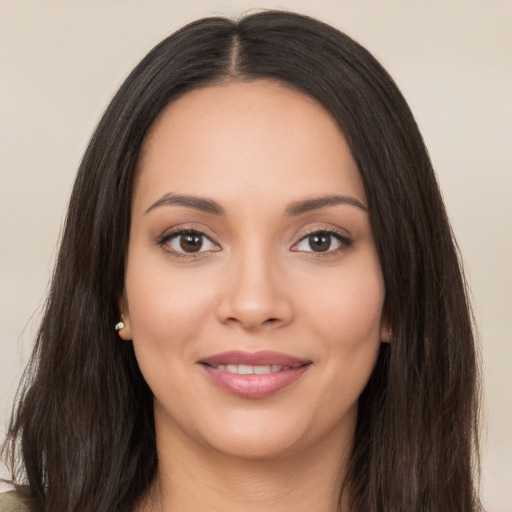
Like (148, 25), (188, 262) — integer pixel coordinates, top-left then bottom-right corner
(115, 321), (125, 331)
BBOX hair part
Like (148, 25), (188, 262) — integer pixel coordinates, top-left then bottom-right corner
(2, 10), (481, 512)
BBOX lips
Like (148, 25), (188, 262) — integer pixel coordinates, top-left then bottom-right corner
(199, 350), (311, 399)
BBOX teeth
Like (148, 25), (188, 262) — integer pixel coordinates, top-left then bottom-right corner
(238, 364), (254, 375)
(214, 364), (291, 374)
(254, 365), (271, 374)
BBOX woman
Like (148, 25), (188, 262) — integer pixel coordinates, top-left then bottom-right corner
(1, 10), (482, 512)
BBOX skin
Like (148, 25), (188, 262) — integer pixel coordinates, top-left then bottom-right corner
(119, 80), (389, 512)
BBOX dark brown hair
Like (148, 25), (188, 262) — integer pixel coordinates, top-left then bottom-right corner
(2, 10), (482, 511)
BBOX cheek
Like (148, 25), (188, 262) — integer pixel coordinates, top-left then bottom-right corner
(301, 255), (385, 403)
(322, 283), (383, 344)
(124, 251), (218, 381)
(127, 242), (216, 327)
(306, 256), (385, 345)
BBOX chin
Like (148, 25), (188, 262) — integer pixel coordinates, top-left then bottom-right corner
(159, 397), (358, 463)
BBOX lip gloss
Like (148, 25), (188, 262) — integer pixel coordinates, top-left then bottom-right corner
(199, 350), (311, 399)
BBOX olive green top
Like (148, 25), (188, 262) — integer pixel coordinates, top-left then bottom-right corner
(0, 492), (29, 512)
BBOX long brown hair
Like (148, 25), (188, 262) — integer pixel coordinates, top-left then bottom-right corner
(2, 10), (482, 511)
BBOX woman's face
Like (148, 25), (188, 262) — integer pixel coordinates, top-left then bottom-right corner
(121, 81), (388, 459)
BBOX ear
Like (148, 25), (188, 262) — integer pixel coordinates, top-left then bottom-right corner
(117, 293), (133, 340)
(380, 319), (391, 343)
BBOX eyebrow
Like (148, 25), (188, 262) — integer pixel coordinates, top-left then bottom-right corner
(286, 195), (368, 215)
(145, 192), (367, 216)
(145, 193), (225, 215)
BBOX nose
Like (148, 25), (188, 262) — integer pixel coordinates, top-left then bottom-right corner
(215, 248), (294, 332)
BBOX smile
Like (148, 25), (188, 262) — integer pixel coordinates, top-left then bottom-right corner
(199, 351), (311, 399)
(210, 364), (291, 374)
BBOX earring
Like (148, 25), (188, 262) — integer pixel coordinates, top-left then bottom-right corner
(115, 321), (125, 331)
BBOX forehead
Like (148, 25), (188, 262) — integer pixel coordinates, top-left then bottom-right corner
(134, 80), (366, 211)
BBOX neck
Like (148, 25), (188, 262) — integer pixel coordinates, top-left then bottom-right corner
(139, 415), (355, 512)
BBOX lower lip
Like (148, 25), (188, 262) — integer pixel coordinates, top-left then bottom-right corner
(200, 364), (310, 399)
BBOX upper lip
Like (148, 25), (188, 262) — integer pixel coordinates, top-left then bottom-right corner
(199, 350), (310, 367)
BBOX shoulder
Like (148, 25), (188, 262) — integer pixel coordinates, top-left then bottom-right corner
(0, 492), (30, 512)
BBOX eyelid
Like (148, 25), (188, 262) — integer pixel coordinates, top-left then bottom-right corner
(290, 227), (352, 255)
(156, 224), (351, 258)
(157, 226), (221, 257)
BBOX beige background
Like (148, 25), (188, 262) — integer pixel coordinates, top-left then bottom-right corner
(1, 1), (511, 510)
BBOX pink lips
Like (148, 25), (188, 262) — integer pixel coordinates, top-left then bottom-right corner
(199, 350), (311, 399)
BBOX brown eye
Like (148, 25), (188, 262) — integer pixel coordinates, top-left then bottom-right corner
(163, 230), (218, 255)
(308, 234), (331, 252)
(292, 230), (351, 255)
(180, 233), (203, 252)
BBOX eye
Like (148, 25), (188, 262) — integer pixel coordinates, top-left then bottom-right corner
(161, 229), (219, 255)
(292, 230), (350, 254)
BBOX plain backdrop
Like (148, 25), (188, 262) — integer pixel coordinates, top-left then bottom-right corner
(1, 1), (511, 510)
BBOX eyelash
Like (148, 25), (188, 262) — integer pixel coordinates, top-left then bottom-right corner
(158, 227), (220, 259)
(292, 228), (352, 257)
(157, 227), (352, 258)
